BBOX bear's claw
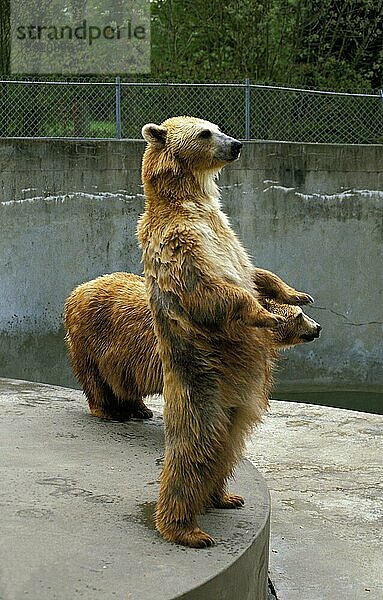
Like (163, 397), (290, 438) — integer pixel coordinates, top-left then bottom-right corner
(157, 524), (216, 548)
(294, 292), (314, 305)
(131, 404), (154, 419)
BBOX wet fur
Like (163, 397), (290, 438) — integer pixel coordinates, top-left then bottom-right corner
(134, 116), (317, 547)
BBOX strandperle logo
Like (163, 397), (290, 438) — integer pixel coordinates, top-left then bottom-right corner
(11, 0), (150, 74)
(15, 20), (146, 47)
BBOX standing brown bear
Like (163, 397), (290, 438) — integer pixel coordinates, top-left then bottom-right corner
(137, 116), (314, 548)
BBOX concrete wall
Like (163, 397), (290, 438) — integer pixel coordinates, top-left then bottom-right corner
(0, 139), (382, 391)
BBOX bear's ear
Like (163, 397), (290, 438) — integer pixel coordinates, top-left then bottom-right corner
(142, 123), (167, 147)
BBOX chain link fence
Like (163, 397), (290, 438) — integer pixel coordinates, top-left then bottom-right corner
(0, 79), (382, 143)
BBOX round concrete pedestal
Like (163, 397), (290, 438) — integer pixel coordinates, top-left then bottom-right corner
(0, 378), (270, 600)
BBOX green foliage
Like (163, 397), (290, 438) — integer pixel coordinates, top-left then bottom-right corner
(0, 0), (10, 73)
(292, 0), (383, 90)
(149, 0), (382, 91)
(0, 0), (381, 91)
(89, 120), (115, 137)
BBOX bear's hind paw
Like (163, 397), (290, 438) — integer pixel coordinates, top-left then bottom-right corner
(211, 492), (245, 509)
(158, 523), (216, 548)
(176, 527), (216, 548)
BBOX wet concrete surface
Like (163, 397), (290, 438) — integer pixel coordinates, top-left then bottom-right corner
(247, 399), (383, 600)
(0, 378), (270, 600)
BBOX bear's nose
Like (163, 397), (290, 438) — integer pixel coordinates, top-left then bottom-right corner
(231, 140), (243, 158)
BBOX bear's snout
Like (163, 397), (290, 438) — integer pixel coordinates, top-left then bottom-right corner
(301, 323), (322, 342)
(231, 140), (243, 159)
(214, 136), (243, 163)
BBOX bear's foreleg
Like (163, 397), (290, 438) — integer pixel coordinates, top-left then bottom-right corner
(181, 280), (286, 329)
(252, 268), (314, 305)
(155, 386), (233, 548)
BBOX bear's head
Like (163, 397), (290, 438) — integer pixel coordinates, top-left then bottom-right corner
(141, 116), (242, 197)
(265, 299), (322, 348)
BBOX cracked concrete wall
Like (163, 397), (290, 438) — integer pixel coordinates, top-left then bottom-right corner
(0, 139), (382, 391)
(225, 143), (382, 392)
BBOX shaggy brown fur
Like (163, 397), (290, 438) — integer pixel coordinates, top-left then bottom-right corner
(64, 272), (321, 420)
(136, 115), (315, 548)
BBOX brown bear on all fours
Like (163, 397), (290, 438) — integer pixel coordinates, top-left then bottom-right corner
(65, 271), (321, 422)
(136, 115), (315, 548)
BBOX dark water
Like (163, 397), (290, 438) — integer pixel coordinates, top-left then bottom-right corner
(137, 501), (157, 530)
(274, 386), (383, 415)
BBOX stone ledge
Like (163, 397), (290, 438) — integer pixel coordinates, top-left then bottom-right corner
(0, 378), (270, 600)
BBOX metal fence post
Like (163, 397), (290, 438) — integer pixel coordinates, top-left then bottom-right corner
(115, 76), (121, 139)
(245, 78), (250, 140)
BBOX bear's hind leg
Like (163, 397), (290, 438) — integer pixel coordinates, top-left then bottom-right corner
(110, 395), (153, 420)
(75, 358), (120, 419)
(210, 490), (244, 509)
(156, 471), (217, 548)
(156, 390), (231, 548)
(209, 406), (255, 510)
(130, 399), (154, 419)
(156, 458), (217, 547)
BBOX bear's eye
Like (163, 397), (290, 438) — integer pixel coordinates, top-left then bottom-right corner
(199, 129), (212, 139)
(295, 312), (304, 320)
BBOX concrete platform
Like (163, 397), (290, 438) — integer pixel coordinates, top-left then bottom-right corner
(0, 378), (270, 600)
